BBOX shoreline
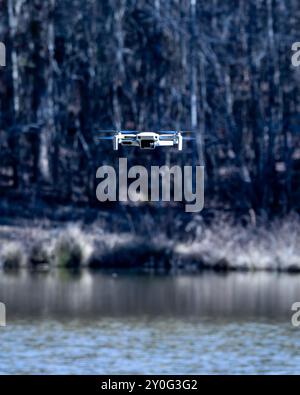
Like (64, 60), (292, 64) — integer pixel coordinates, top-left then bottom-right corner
(1, 212), (300, 273)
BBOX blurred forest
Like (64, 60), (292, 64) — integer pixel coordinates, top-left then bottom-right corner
(0, 0), (300, 219)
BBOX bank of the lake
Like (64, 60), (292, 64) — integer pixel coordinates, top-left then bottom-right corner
(1, 213), (300, 272)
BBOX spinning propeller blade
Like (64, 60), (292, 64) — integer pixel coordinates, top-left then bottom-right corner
(158, 130), (193, 134)
(96, 136), (114, 140)
(159, 135), (177, 139)
(96, 129), (117, 133)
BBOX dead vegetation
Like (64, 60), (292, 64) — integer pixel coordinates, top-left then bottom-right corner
(0, 214), (300, 272)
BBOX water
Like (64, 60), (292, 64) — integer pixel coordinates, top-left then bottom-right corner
(0, 269), (300, 374)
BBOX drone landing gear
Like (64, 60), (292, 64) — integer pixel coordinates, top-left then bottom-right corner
(178, 134), (183, 151)
(113, 136), (119, 150)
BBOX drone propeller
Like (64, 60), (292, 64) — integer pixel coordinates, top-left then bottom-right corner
(159, 134), (195, 141)
(158, 130), (193, 134)
(159, 135), (177, 140)
(96, 129), (117, 133)
(96, 136), (114, 140)
(158, 130), (177, 134)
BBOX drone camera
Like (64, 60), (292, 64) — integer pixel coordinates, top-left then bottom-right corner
(141, 140), (155, 149)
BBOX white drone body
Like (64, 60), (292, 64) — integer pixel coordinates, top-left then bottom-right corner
(113, 131), (182, 151)
(97, 130), (192, 151)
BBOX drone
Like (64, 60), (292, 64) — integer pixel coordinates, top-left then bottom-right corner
(96, 130), (194, 151)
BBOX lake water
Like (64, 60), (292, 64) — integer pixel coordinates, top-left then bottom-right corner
(0, 269), (300, 374)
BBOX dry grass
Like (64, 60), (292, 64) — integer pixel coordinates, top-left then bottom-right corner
(0, 214), (300, 271)
(53, 225), (94, 268)
(175, 214), (300, 271)
(1, 242), (26, 269)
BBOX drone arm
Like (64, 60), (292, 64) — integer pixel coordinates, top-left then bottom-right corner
(178, 134), (183, 151)
(113, 135), (119, 150)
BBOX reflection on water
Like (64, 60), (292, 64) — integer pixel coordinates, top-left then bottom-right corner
(1, 269), (300, 319)
(0, 270), (300, 374)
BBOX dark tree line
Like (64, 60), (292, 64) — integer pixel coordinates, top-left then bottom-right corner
(0, 0), (300, 217)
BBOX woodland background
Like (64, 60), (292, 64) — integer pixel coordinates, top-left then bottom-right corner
(0, 0), (300, 220)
